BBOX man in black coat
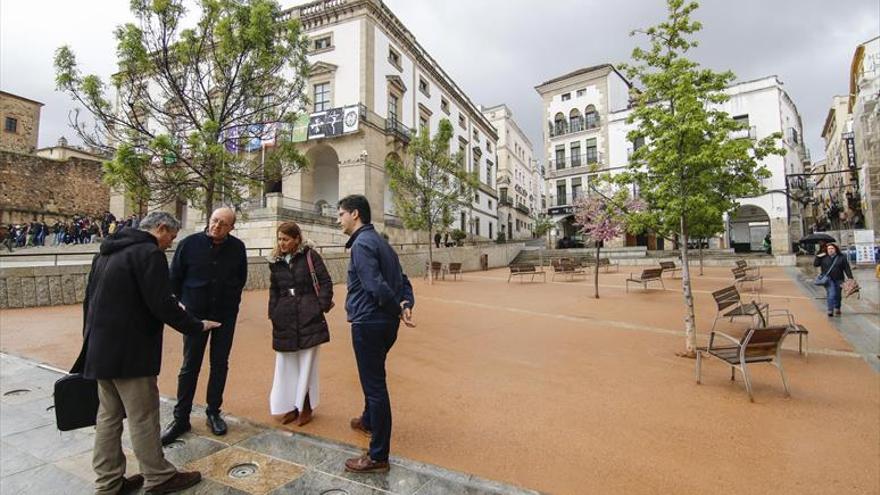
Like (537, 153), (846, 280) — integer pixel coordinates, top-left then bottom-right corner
(83, 211), (220, 495)
(162, 207), (248, 444)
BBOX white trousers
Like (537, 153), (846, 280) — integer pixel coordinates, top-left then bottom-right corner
(269, 346), (320, 415)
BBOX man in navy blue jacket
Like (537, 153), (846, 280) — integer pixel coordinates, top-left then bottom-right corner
(161, 207), (248, 445)
(337, 195), (415, 473)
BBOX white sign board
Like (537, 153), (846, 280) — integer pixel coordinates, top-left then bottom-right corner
(853, 229), (876, 264)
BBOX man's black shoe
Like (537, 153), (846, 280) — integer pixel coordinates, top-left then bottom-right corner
(160, 419), (191, 446)
(206, 413), (227, 436)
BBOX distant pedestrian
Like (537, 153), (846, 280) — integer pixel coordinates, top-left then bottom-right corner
(434, 232), (441, 248)
(336, 194), (415, 473)
(267, 222), (334, 427)
(81, 211), (219, 494)
(0, 224), (13, 252)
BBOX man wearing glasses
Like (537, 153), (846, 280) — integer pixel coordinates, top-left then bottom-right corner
(161, 207), (248, 444)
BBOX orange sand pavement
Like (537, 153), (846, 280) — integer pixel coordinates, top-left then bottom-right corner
(2, 266), (878, 494)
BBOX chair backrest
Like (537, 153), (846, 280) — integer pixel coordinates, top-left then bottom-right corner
(659, 261), (675, 270)
(712, 285), (741, 311)
(741, 325), (788, 358)
(598, 258), (610, 266)
(735, 259), (747, 269)
(551, 259), (561, 269)
(449, 262), (462, 273)
(642, 268), (663, 279)
(731, 267), (746, 279)
(431, 261), (442, 270)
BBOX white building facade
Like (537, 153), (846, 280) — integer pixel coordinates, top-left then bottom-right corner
(482, 104), (539, 240)
(538, 64), (809, 254)
(534, 65), (631, 245)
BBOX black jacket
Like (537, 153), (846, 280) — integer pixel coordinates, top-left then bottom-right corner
(268, 246), (333, 352)
(82, 229), (204, 379)
(170, 231), (247, 320)
(813, 253), (853, 282)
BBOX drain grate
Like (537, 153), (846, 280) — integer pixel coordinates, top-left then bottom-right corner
(3, 389), (30, 397)
(165, 440), (185, 449)
(228, 463), (259, 479)
(321, 490), (350, 495)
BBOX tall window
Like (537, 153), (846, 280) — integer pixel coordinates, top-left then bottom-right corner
(586, 138), (598, 164)
(388, 93), (399, 123)
(314, 83), (330, 112)
(313, 36), (331, 51)
(4, 117), (17, 133)
(556, 180), (567, 205)
(571, 178), (583, 201)
(584, 105), (599, 129)
(570, 142), (581, 167)
(555, 145), (566, 169)
(475, 217), (480, 236)
(486, 163), (492, 187)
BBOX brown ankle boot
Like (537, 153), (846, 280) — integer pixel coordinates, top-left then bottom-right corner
(297, 394), (313, 426)
(280, 409), (299, 425)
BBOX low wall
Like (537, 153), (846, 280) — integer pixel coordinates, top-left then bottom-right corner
(0, 243), (524, 309)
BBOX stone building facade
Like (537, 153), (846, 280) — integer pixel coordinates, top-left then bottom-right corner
(0, 150), (110, 224)
(482, 104), (539, 240)
(175, 0), (500, 248)
(850, 36), (880, 241)
(0, 91), (43, 155)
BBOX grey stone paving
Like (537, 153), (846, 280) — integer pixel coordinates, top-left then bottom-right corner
(0, 352), (542, 495)
(789, 264), (880, 371)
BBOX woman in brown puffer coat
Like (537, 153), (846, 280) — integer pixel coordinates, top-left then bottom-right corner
(268, 222), (334, 426)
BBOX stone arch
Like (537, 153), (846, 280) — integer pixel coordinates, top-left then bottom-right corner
(728, 203), (771, 252)
(383, 152), (402, 216)
(305, 144), (340, 211)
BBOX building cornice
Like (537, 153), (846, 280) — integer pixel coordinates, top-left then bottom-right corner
(0, 91), (45, 107)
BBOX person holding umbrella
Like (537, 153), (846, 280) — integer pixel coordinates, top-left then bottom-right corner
(813, 242), (854, 317)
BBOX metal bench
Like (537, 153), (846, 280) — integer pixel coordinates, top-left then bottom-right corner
(596, 257), (619, 273)
(659, 261), (681, 278)
(625, 268), (665, 292)
(732, 266), (763, 291)
(551, 258), (587, 281)
(710, 285), (769, 332)
(697, 323), (791, 402)
(508, 263), (546, 283)
(448, 262), (463, 281)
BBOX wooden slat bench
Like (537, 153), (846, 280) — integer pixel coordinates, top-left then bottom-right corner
(696, 324), (791, 402)
(551, 259), (588, 281)
(508, 263), (546, 283)
(596, 258), (619, 273)
(625, 268), (665, 292)
(659, 261), (681, 278)
(710, 285), (769, 332)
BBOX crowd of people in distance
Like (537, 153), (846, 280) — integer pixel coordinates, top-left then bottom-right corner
(0, 212), (142, 252)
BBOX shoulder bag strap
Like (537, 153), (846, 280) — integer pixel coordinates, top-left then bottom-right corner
(821, 255), (840, 278)
(306, 249), (321, 298)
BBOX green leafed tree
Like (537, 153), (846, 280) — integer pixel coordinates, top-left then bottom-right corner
(615, 0), (782, 356)
(54, 0), (310, 221)
(386, 119), (478, 283)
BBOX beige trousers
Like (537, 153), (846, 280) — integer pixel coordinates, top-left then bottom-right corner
(93, 376), (177, 494)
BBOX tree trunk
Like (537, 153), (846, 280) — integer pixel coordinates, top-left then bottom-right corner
(594, 245), (601, 299)
(679, 216), (697, 358)
(699, 242), (704, 276)
(427, 224), (434, 285)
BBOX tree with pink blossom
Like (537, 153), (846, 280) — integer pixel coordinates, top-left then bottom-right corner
(573, 192), (645, 298)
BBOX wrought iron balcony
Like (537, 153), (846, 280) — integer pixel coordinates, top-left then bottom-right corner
(385, 117), (411, 143)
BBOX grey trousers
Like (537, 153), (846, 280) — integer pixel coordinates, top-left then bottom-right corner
(93, 376), (177, 494)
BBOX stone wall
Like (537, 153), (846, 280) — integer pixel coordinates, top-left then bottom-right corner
(0, 150), (110, 224)
(0, 243), (524, 309)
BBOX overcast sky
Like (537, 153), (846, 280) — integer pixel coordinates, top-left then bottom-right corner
(2, 0), (877, 162)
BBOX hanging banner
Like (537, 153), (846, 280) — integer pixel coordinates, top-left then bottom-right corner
(842, 131), (857, 169)
(307, 105), (360, 140)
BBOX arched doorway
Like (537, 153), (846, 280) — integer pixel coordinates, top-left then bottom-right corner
(729, 204), (770, 253)
(305, 144), (340, 214)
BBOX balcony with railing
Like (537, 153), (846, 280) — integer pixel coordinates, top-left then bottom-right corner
(498, 196), (513, 207)
(514, 203), (530, 215)
(730, 125), (757, 140)
(385, 117), (411, 143)
(548, 116), (601, 138)
(545, 152), (604, 179)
